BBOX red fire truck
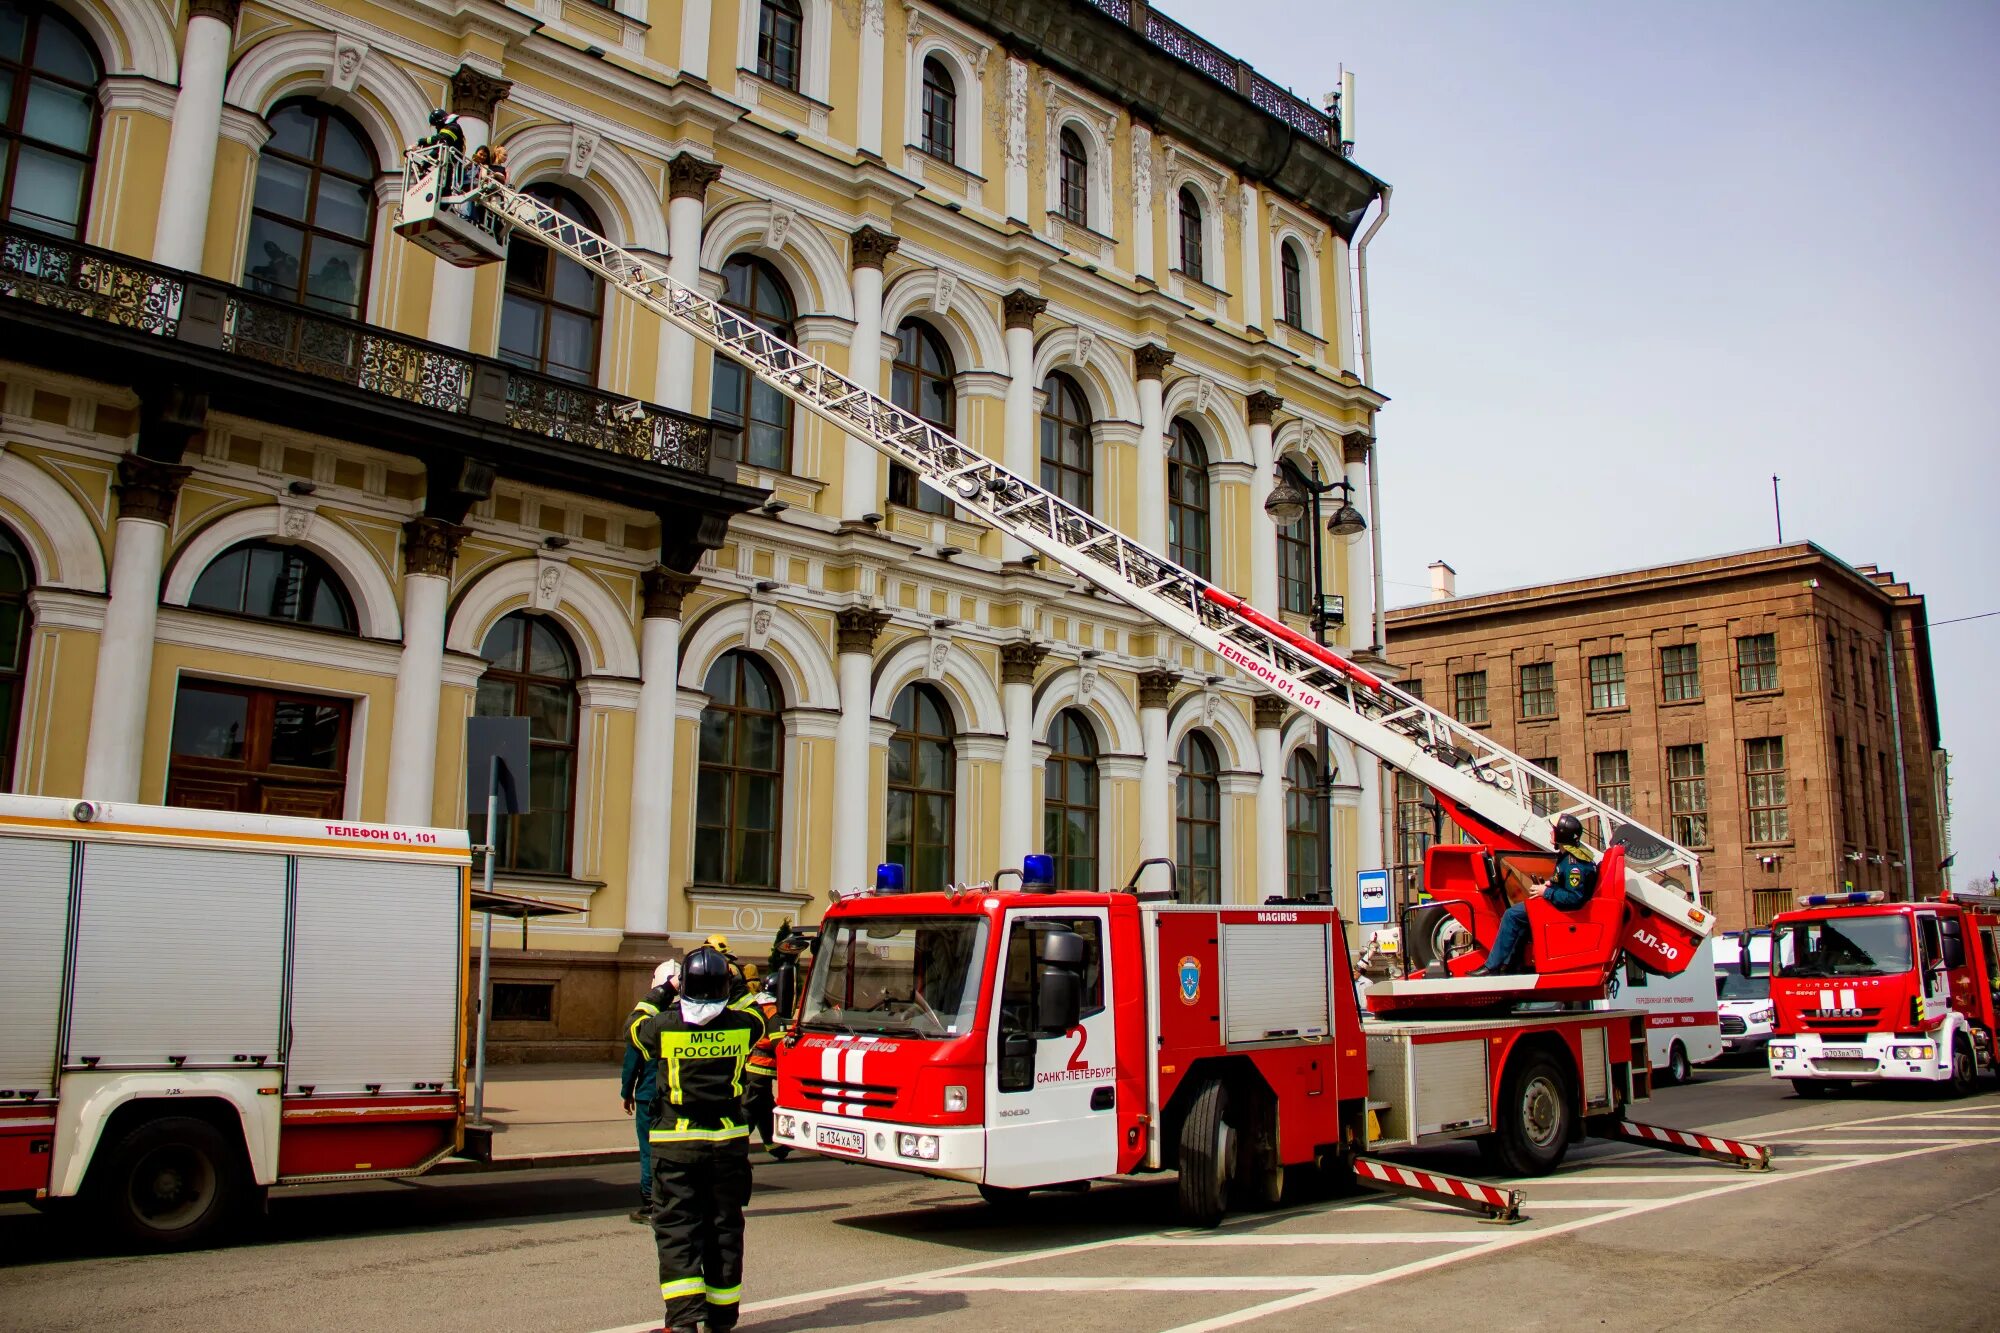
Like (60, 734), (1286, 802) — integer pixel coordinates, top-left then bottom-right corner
(0, 795), (473, 1248)
(1758, 889), (2000, 1096)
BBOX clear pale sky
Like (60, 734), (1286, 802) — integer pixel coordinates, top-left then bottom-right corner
(1167, 0), (2000, 888)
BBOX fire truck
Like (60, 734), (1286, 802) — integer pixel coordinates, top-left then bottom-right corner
(1755, 889), (2000, 1097)
(398, 149), (1762, 1223)
(0, 796), (472, 1249)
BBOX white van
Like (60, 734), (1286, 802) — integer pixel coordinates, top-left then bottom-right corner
(1713, 932), (1775, 1055)
(1602, 938), (1722, 1084)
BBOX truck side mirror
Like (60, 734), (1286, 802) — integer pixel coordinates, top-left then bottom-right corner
(1037, 969), (1082, 1036)
(1941, 921), (1966, 970)
(1738, 930), (1758, 979)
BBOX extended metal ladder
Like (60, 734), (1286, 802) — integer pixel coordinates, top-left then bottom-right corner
(396, 146), (1714, 967)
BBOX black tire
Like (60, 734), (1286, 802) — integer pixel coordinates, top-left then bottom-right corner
(87, 1115), (246, 1251)
(1177, 1081), (1234, 1228)
(1666, 1041), (1692, 1087)
(1488, 1050), (1573, 1178)
(1947, 1038), (1978, 1098)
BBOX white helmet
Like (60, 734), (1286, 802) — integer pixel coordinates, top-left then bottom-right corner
(651, 958), (682, 990)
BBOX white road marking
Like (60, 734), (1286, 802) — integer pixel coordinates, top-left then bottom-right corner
(901, 1275), (1359, 1294)
(1779, 1136), (1999, 1146)
(1139, 1232), (1493, 1247)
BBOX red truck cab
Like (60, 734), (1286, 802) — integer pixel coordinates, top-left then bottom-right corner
(1764, 890), (2000, 1096)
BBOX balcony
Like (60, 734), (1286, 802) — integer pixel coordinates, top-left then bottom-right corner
(0, 224), (750, 513)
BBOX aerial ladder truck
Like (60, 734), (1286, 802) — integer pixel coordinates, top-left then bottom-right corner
(396, 145), (1766, 1223)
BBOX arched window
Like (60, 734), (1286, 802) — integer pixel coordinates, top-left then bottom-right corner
(188, 540), (357, 633)
(1284, 749), (1320, 901)
(1280, 240), (1305, 328)
(0, 0), (101, 239)
(1178, 186), (1204, 284)
(1058, 126), (1088, 226)
(887, 683), (955, 893)
(1044, 708), (1098, 892)
(756, 0), (803, 90)
(0, 523), (31, 791)
(920, 55), (956, 162)
(1039, 371), (1092, 512)
(1167, 418), (1211, 579)
(1277, 508), (1312, 616)
(1176, 731), (1221, 905)
(695, 651), (784, 890)
(243, 99), (375, 319)
(713, 255), (797, 472)
(498, 186), (605, 384)
(888, 318), (955, 515)
(473, 613), (578, 875)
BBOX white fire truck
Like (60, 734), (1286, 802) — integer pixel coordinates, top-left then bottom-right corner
(0, 796), (471, 1248)
(399, 149), (1766, 1222)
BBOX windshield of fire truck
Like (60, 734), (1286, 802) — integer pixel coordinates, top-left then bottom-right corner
(1774, 916), (1913, 979)
(802, 917), (990, 1037)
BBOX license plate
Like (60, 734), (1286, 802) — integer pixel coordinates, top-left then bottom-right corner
(1823, 1047), (1862, 1058)
(815, 1126), (865, 1154)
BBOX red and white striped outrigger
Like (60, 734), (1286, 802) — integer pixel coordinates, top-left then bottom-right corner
(1354, 1155), (1524, 1223)
(1609, 1119), (1773, 1170)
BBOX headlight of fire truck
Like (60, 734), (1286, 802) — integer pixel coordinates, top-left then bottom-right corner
(1769, 1044), (1794, 1059)
(776, 1114), (796, 1138)
(897, 1132), (940, 1161)
(944, 1084), (967, 1112)
(1891, 1044), (1936, 1060)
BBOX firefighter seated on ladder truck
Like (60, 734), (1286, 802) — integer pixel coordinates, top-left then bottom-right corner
(631, 946), (769, 1333)
(1473, 812), (1600, 976)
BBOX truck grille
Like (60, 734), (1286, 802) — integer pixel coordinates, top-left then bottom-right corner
(798, 1076), (898, 1111)
(1811, 1057), (1880, 1074)
(1720, 1015), (1747, 1035)
(1801, 1008), (1883, 1033)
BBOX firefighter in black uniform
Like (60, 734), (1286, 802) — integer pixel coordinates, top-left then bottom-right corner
(631, 946), (769, 1333)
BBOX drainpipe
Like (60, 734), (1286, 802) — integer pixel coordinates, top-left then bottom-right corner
(1353, 185), (1391, 652)
(1884, 623), (1916, 900)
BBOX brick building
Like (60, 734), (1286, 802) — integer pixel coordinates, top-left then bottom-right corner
(1384, 544), (1948, 931)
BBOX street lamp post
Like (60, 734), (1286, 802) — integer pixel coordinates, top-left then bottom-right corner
(1264, 454), (1367, 905)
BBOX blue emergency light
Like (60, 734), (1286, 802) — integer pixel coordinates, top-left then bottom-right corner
(1795, 891), (1885, 907)
(1022, 853), (1055, 889)
(875, 862), (906, 893)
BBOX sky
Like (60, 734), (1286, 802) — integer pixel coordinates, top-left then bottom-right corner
(1167, 0), (2000, 886)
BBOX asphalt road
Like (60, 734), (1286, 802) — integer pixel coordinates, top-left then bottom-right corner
(6, 1059), (1999, 1333)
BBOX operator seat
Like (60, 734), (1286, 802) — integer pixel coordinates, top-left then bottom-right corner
(1523, 845), (1627, 975)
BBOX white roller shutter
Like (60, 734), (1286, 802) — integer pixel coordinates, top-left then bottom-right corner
(67, 843), (287, 1068)
(0, 836), (75, 1096)
(1221, 923), (1331, 1045)
(287, 857), (460, 1093)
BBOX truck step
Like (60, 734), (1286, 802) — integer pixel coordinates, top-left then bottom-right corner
(1353, 1156), (1523, 1223)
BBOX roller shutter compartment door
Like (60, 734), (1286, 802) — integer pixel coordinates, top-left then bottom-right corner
(67, 843), (287, 1068)
(287, 858), (461, 1094)
(1221, 923), (1332, 1045)
(0, 837), (75, 1096)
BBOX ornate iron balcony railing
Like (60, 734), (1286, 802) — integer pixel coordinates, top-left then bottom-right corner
(0, 224), (714, 475)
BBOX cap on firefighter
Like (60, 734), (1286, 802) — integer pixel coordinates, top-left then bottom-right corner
(650, 958), (681, 990)
(1552, 812), (1584, 848)
(681, 947), (732, 1004)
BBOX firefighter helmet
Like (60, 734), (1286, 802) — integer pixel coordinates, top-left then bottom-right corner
(1552, 813), (1584, 848)
(705, 933), (734, 957)
(680, 947), (732, 1004)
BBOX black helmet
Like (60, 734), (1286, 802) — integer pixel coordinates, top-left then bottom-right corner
(1552, 813), (1584, 848)
(428, 107), (452, 127)
(680, 946), (732, 1004)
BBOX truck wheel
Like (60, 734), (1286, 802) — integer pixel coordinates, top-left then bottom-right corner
(1665, 1041), (1692, 1086)
(88, 1115), (246, 1251)
(1489, 1051), (1573, 1178)
(1947, 1038), (1978, 1098)
(1177, 1081), (1234, 1228)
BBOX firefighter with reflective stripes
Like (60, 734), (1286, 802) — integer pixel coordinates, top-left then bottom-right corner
(1472, 813), (1600, 977)
(620, 958), (680, 1222)
(739, 982), (789, 1160)
(631, 946), (768, 1332)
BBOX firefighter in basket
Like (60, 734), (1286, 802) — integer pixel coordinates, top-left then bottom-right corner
(1470, 813), (1600, 977)
(631, 946), (768, 1333)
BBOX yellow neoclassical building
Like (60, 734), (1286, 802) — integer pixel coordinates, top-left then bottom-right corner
(0, 0), (1389, 1055)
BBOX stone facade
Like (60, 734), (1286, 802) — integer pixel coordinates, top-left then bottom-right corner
(1385, 544), (1948, 931)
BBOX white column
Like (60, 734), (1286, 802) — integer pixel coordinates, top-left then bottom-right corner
(624, 571), (693, 934)
(1003, 54), (1029, 222)
(383, 520), (461, 824)
(1131, 124), (1156, 283)
(829, 610), (887, 894)
(999, 644), (1044, 866)
(843, 228), (897, 521)
(1240, 183), (1264, 331)
(1001, 294), (1043, 562)
(152, 2), (234, 271)
(662, 155), (720, 414)
(680, 0), (712, 81)
(1136, 347), (1172, 555)
(1138, 672), (1174, 893)
(858, 0), (886, 157)
(1247, 392), (1282, 612)
(424, 114), (492, 349)
(1254, 701), (1286, 898)
(82, 458), (189, 800)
